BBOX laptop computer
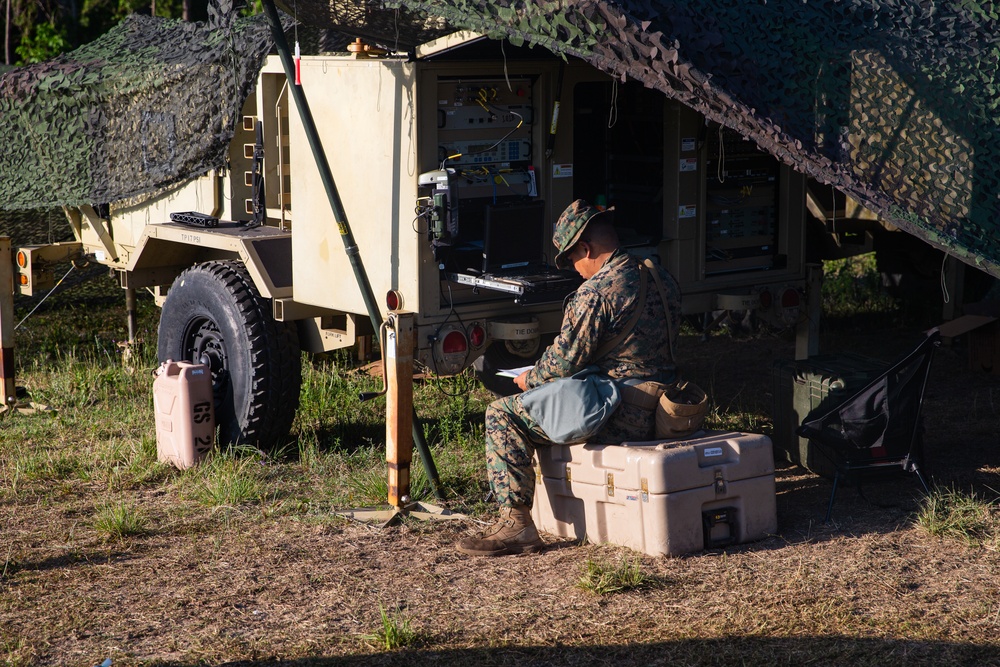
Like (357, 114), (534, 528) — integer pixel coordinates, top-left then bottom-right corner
(444, 200), (580, 302)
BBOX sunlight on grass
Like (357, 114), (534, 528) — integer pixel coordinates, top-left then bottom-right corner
(363, 604), (421, 650)
(187, 453), (270, 508)
(916, 486), (999, 547)
(93, 499), (149, 540)
(577, 555), (652, 595)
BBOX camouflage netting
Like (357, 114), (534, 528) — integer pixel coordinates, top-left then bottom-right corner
(0, 10), (273, 210)
(2, 0), (999, 279)
(273, 0), (451, 50)
(378, 0), (1000, 279)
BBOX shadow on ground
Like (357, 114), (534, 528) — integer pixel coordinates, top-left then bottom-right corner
(151, 636), (998, 667)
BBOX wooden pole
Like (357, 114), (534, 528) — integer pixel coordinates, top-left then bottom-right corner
(384, 311), (414, 507)
(0, 237), (16, 410)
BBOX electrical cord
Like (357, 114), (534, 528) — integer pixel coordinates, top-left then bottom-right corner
(428, 283), (472, 397)
(14, 263), (77, 331)
(439, 95), (524, 170)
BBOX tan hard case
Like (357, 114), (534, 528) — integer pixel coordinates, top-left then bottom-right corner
(531, 431), (777, 556)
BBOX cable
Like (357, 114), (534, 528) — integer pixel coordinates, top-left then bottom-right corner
(14, 264), (76, 331)
(428, 283), (472, 397)
(608, 78), (618, 128)
(940, 252), (951, 305)
(716, 125), (726, 184)
(439, 98), (524, 170)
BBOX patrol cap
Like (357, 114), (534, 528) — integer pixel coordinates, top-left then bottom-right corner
(553, 199), (616, 269)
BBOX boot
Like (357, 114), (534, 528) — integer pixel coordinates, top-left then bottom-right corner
(456, 505), (544, 556)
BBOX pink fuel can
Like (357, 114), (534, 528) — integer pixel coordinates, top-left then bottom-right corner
(153, 360), (215, 470)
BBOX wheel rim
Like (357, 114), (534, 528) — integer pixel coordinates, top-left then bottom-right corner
(182, 316), (230, 404)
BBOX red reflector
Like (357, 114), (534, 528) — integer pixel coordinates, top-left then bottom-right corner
(758, 289), (773, 309)
(781, 288), (800, 308)
(386, 290), (402, 310)
(469, 325), (486, 347)
(442, 331), (467, 354)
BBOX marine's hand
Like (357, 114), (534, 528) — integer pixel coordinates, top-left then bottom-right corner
(514, 370), (530, 392)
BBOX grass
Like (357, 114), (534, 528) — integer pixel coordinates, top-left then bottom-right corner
(364, 604), (422, 650)
(93, 499), (149, 540)
(577, 555), (653, 595)
(821, 253), (898, 319)
(915, 486), (1000, 547)
(5, 253), (1000, 665)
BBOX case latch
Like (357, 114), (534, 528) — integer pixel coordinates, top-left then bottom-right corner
(714, 469), (727, 495)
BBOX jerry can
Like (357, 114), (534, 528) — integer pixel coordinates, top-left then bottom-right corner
(153, 360), (215, 469)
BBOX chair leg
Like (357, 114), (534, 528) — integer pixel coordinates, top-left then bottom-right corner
(824, 471), (841, 523)
(911, 463), (931, 495)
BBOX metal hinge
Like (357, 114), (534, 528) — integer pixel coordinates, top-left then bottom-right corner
(606, 472), (615, 497)
(641, 477), (649, 503)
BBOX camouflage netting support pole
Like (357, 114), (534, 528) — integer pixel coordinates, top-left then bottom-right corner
(261, 0), (443, 501)
(0, 237), (15, 411)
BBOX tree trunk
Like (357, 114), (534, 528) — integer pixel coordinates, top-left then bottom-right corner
(182, 0), (189, 21)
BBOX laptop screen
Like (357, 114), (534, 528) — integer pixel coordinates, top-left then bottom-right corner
(482, 200), (547, 273)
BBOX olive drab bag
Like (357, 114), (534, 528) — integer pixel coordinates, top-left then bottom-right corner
(518, 265), (654, 445)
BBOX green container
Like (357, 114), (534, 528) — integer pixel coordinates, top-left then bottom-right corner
(771, 353), (884, 478)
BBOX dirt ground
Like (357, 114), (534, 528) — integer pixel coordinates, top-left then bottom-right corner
(3, 312), (1000, 666)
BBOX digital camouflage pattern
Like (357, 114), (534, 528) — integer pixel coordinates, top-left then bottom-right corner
(524, 248), (681, 390)
(485, 393), (656, 507)
(487, 246), (681, 507)
(552, 199), (615, 270)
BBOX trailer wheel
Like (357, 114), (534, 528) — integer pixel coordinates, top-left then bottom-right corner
(158, 260), (301, 450)
(474, 335), (554, 397)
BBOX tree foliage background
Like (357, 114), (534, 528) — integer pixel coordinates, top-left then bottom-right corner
(4, 0), (211, 65)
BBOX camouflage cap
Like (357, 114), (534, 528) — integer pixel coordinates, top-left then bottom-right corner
(553, 199), (616, 269)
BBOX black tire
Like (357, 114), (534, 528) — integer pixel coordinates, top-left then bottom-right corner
(158, 260), (301, 450)
(474, 334), (555, 397)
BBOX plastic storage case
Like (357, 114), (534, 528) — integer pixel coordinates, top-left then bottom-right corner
(771, 353), (884, 478)
(531, 431), (777, 556)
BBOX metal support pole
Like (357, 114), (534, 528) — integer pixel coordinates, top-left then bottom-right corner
(0, 237), (15, 411)
(385, 311), (414, 507)
(125, 287), (138, 343)
(260, 0), (442, 499)
(796, 262), (822, 360)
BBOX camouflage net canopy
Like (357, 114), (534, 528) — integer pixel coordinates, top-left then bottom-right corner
(0, 10), (273, 210)
(304, 0), (1000, 279)
(1, 0), (998, 278)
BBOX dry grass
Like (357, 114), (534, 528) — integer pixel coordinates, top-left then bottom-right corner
(3, 257), (1000, 665)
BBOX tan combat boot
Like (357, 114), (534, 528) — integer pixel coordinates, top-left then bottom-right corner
(456, 505), (545, 556)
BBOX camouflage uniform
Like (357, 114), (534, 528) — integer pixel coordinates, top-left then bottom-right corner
(486, 212), (682, 508)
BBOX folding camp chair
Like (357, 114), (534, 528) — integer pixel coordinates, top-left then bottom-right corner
(796, 329), (941, 522)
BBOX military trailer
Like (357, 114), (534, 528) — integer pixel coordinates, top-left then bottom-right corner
(7, 30), (817, 449)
